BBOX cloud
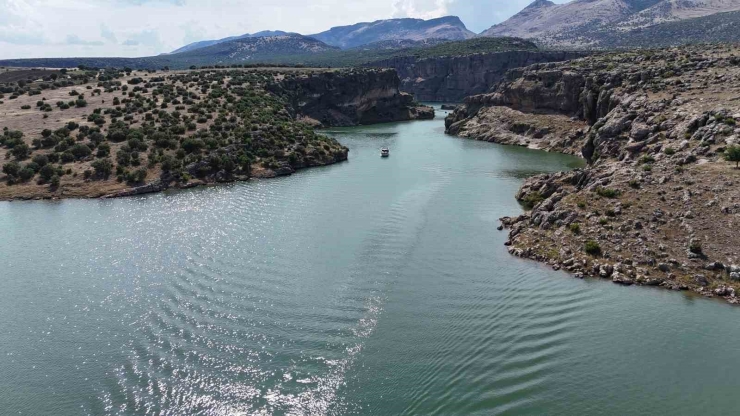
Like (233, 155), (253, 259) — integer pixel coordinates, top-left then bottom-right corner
(122, 29), (162, 47)
(100, 24), (117, 43)
(66, 34), (104, 46)
(392, 0), (452, 19)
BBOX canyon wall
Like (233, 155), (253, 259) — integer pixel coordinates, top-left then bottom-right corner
(271, 69), (434, 127)
(365, 51), (590, 102)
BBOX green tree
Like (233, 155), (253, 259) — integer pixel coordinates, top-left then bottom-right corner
(725, 145), (740, 168)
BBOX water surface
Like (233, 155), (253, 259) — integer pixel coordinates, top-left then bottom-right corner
(2, 106), (739, 415)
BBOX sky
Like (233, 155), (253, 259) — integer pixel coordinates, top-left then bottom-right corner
(0, 0), (567, 59)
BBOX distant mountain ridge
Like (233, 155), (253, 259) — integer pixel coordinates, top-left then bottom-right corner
(482, 0), (740, 47)
(168, 16), (475, 55)
(170, 30), (294, 54)
(169, 34), (339, 65)
(308, 16), (475, 49)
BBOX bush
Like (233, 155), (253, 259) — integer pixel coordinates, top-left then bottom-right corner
(75, 99), (87, 108)
(664, 147), (676, 155)
(70, 144), (92, 159)
(725, 145), (740, 168)
(32, 154), (48, 167)
(569, 223), (581, 234)
(596, 187), (620, 198)
(96, 143), (110, 158)
(91, 158), (113, 178)
(21, 105), (31, 110)
(689, 239), (703, 254)
(38, 164), (57, 182)
(50, 175), (60, 188)
(18, 167), (35, 181)
(584, 240), (602, 256)
(520, 191), (545, 209)
(10, 143), (31, 160)
(2, 161), (21, 177)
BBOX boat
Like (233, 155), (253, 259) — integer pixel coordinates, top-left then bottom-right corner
(381, 148), (390, 158)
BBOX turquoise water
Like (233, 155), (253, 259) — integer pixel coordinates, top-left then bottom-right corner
(2, 106), (740, 415)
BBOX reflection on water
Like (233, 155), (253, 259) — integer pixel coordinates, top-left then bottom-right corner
(1, 106), (740, 415)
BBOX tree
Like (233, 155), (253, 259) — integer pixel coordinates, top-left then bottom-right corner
(725, 145), (740, 168)
(2, 161), (21, 177)
(91, 159), (113, 178)
(10, 143), (31, 160)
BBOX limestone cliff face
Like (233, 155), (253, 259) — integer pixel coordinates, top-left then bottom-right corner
(366, 51), (590, 102)
(270, 69), (434, 127)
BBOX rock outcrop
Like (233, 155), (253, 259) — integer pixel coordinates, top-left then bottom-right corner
(366, 51), (590, 102)
(447, 44), (740, 304)
(271, 68), (434, 127)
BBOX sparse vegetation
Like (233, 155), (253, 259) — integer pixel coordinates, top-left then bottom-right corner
(584, 241), (602, 256)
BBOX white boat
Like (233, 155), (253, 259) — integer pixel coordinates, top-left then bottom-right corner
(381, 148), (390, 158)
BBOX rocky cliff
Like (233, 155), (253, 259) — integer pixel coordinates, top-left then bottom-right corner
(270, 68), (434, 127)
(445, 45), (740, 305)
(366, 51), (590, 102)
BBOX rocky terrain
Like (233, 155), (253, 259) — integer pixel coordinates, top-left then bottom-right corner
(367, 50), (589, 102)
(309, 16), (475, 49)
(483, 0), (740, 48)
(446, 45), (740, 304)
(0, 67), (426, 200)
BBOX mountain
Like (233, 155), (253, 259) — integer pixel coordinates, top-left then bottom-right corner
(309, 16), (475, 49)
(170, 30), (293, 54)
(0, 36), (536, 72)
(481, 0), (740, 47)
(168, 34), (340, 66)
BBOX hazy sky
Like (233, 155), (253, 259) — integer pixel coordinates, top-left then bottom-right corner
(0, 0), (567, 59)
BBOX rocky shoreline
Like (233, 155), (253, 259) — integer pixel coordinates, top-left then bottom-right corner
(446, 45), (740, 305)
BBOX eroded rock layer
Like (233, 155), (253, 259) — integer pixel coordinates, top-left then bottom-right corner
(446, 45), (740, 304)
(367, 51), (590, 102)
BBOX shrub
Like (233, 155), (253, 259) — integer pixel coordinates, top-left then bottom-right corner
(664, 147), (676, 155)
(520, 191), (545, 209)
(689, 239), (703, 254)
(75, 99), (87, 108)
(96, 143), (110, 158)
(18, 167), (35, 181)
(596, 187), (620, 198)
(50, 175), (60, 188)
(70, 144), (92, 159)
(10, 143), (31, 160)
(21, 105), (31, 110)
(91, 159), (113, 178)
(2, 161), (21, 177)
(569, 223), (581, 234)
(584, 240), (602, 256)
(38, 164), (56, 182)
(725, 145), (740, 168)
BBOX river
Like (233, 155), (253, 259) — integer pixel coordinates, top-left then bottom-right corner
(2, 105), (740, 415)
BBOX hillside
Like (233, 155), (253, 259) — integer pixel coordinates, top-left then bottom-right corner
(309, 16), (475, 49)
(482, 0), (740, 48)
(0, 67), (434, 200)
(445, 44), (740, 303)
(167, 34), (340, 66)
(170, 31), (293, 54)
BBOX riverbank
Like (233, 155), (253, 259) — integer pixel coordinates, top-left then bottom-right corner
(0, 67), (429, 201)
(446, 44), (740, 304)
